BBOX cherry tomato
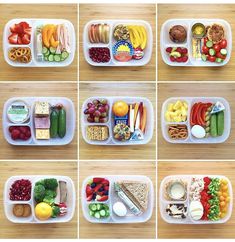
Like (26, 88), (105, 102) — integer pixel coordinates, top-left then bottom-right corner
(216, 52), (226, 60)
(202, 45), (209, 54)
(214, 44), (221, 52)
(203, 37), (209, 44)
(220, 39), (227, 49)
(208, 56), (216, 62)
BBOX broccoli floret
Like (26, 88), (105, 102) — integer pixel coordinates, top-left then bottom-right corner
(35, 179), (45, 187)
(34, 184), (46, 202)
(45, 189), (57, 198)
(44, 178), (58, 190)
(51, 206), (60, 218)
(43, 196), (55, 205)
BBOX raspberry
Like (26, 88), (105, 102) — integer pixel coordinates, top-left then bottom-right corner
(11, 129), (20, 140)
(9, 126), (14, 133)
(19, 126), (27, 134)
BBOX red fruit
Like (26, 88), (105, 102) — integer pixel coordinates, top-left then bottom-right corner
(19, 133), (26, 140)
(181, 48), (188, 54)
(8, 33), (18, 44)
(170, 56), (176, 62)
(20, 21), (30, 29)
(203, 177), (211, 184)
(101, 179), (109, 186)
(208, 56), (216, 62)
(202, 45), (209, 54)
(9, 126), (14, 133)
(214, 44), (221, 53)
(86, 194), (93, 201)
(104, 185), (109, 191)
(93, 178), (104, 183)
(11, 129), (20, 140)
(14, 23), (24, 34)
(97, 195), (108, 201)
(22, 34), (30, 44)
(17, 36), (22, 44)
(219, 39), (227, 49)
(94, 184), (103, 193)
(216, 52), (226, 60)
(176, 57), (182, 62)
(25, 130), (31, 138)
(176, 47), (182, 53)
(86, 185), (93, 196)
(19, 126), (27, 134)
(23, 27), (32, 35)
(182, 56), (188, 62)
(166, 47), (172, 53)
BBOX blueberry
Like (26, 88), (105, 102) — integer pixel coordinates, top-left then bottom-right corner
(91, 182), (96, 188)
(92, 193), (96, 200)
(104, 190), (109, 195)
(98, 187), (104, 192)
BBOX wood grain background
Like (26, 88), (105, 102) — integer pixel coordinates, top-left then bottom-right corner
(0, 82), (77, 160)
(158, 83), (235, 160)
(79, 82), (156, 160)
(79, 4), (156, 82)
(158, 161), (235, 239)
(0, 4), (77, 82)
(79, 160), (156, 239)
(0, 161), (77, 239)
(158, 4), (235, 81)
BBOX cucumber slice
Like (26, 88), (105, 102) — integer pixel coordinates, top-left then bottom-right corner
(201, 54), (207, 62)
(44, 50), (50, 57)
(89, 210), (94, 217)
(100, 209), (106, 217)
(48, 54), (54, 62)
(50, 47), (56, 54)
(216, 58), (223, 63)
(42, 47), (48, 54)
(220, 48), (227, 55)
(105, 210), (110, 217)
(94, 212), (101, 219)
(96, 204), (102, 211)
(54, 54), (61, 62)
(209, 49), (215, 56)
(206, 41), (213, 48)
(89, 204), (97, 211)
(44, 56), (48, 61)
(61, 51), (69, 60)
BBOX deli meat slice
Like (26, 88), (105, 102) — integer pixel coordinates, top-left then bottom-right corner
(34, 116), (50, 129)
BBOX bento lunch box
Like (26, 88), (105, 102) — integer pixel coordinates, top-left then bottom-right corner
(159, 175), (233, 224)
(161, 97), (231, 144)
(82, 175), (154, 223)
(83, 19), (153, 66)
(160, 18), (232, 66)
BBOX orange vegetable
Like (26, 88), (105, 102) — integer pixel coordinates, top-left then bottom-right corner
(133, 103), (139, 125)
(140, 106), (147, 133)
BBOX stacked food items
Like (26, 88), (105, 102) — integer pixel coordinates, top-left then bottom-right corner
(34, 101), (66, 140)
(34, 178), (68, 220)
(162, 176), (231, 223)
(8, 21), (32, 63)
(192, 23), (228, 63)
(84, 176), (150, 221)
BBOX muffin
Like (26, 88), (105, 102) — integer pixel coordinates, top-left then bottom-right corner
(169, 25), (187, 43)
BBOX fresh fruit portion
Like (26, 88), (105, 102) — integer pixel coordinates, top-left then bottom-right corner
(88, 23), (110, 44)
(89, 47), (111, 63)
(9, 126), (31, 141)
(35, 202), (53, 220)
(84, 99), (109, 123)
(165, 47), (188, 63)
(112, 101), (129, 117)
(8, 21), (32, 45)
(127, 25), (147, 50)
(88, 203), (110, 219)
(165, 100), (188, 122)
(9, 179), (32, 201)
(86, 177), (109, 202)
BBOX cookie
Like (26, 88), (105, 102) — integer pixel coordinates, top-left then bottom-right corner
(13, 204), (24, 217)
(22, 204), (31, 217)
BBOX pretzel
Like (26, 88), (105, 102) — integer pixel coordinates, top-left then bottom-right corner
(168, 125), (188, 140)
(8, 47), (31, 63)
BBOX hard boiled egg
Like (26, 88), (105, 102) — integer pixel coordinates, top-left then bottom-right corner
(191, 125), (206, 139)
(189, 201), (204, 220)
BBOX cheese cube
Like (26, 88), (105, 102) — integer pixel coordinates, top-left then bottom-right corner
(35, 101), (49, 116)
(36, 129), (50, 140)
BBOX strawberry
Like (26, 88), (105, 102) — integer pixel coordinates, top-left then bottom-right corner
(17, 36), (22, 44)
(104, 185), (109, 191)
(8, 33), (18, 44)
(11, 129), (20, 140)
(96, 195), (108, 201)
(10, 24), (16, 33)
(22, 34), (30, 44)
(94, 184), (103, 193)
(20, 21), (29, 29)
(101, 179), (109, 186)
(24, 27), (32, 35)
(86, 194), (93, 201)
(14, 24), (24, 34)
(86, 184), (93, 196)
(93, 177), (104, 183)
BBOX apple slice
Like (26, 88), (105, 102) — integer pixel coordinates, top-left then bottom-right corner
(104, 24), (110, 44)
(88, 25), (94, 43)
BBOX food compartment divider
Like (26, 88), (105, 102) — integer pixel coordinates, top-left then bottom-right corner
(83, 19), (153, 67)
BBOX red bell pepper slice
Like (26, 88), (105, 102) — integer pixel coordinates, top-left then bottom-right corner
(190, 103), (197, 126)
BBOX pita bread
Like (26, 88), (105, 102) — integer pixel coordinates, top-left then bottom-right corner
(118, 181), (149, 212)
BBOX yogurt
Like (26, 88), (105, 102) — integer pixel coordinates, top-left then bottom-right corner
(168, 181), (186, 200)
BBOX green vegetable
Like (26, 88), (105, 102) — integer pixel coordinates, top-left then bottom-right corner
(220, 49), (227, 55)
(43, 196), (55, 205)
(88, 203), (110, 219)
(44, 178), (58, 190)
(58, 107), (66, 138)
(54, 54), (61, 62)
(35, 180), (45, 187)
(216, 58), (223, 63)
(208, 178), (220, 221)
(45, 189), (57, 198)
(201, 54), (207, 62)
(51, 206), (60, 218)
(49, 47), (56, 54)
(42, 47), (48, 54)
(50, 109), (59, 138)
(206, 41), (213, 48)
(217, 111), (224, 136)
(209, 49), (215, 56)
(210, 114), (217, 137)
(61, 51), (69, 60)
(94, 212), (101, 219)
(34, 184), (46, 202)
(48, 54), (54, 62)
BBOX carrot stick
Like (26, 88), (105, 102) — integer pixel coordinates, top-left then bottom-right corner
(134, 103), (139, 125)
(141, 107), (147, 133)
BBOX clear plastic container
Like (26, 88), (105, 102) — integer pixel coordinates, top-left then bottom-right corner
(160, 19), (232, 66)
(4, 175), (76, 223)
(2, 97), (76, 146)
(83, 20), (153, 66)
(81, 175), (154, 223)
(161, 97), (230, 143)
(81, 96), (154, 145)
(159, 175), (233, 224)
(3, 18), (76, 67)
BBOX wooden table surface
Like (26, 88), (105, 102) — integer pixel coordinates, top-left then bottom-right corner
(158, 4), (235, 82)
(79, 4), (156, 82)
(158, 83), (235, 160)
(0, 82), (77, 160)
(79, 160), (156, 239)
(79, 83), (156, 160)
(158, 161), (235, 239)
(0, 161), (77, 239)
(0, 4), (77, 82)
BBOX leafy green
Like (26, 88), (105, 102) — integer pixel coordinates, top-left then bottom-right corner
(34, 184), (46, 202)
(51, 206), (60, 218)
(44, 178), (58, 190)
